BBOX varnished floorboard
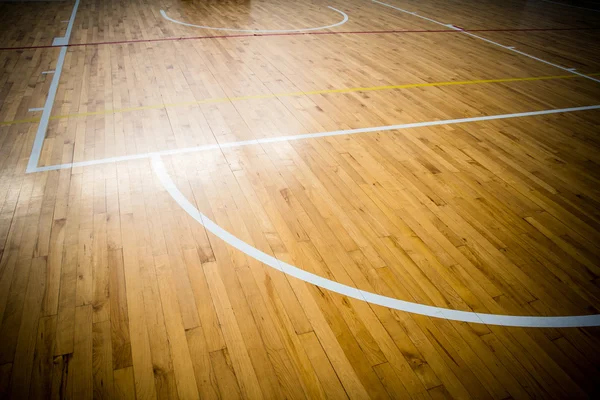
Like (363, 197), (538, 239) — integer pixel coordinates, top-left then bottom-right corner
(1, 0), (600, 398)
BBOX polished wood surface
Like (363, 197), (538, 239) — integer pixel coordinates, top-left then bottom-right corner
(1, 0), (600, 398)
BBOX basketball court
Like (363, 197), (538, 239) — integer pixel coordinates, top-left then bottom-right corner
(1, 0), (600, 398)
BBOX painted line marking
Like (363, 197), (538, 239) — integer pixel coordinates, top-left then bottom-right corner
(463, 31), (600, 83)
(52, 38), (68, 46)
(27, 46), (67, 173)
(27, 0), (80, 173)
(372, 0), (600, 84)
(0, 117), (41, 126)
(28, 108), (44, 112)
(151, 155), (600, 328)
(41, 71), (55, 74)
(3, 72), (598, 127)
(1, 27), (599, 51)
(29, 104), (600, 172)
(161, 6), (348, 33)
(52, 0), (79, 47)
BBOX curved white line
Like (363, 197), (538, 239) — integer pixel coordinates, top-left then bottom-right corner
(152, 156), (600, 328)
(160, 6), (348, 33)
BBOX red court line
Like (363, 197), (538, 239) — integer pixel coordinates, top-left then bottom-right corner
(1, 26), (599, 51)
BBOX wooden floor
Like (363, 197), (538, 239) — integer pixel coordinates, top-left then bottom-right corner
(2, 0), (600, 398)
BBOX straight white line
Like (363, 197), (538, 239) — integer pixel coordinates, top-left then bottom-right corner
(30, 104), (600, 172)
(152, 155), (600, 328)
(540, 0), (600, 12)
(28, 108), (44, 112)
(41, 70), (55, 75)
(371, 0), (600, 84)
(160, 6), (348, 33)
(26, 0), (80, 173)
(26, 46), (68, 173)
(370, 1), (458, 31)
(52, 0), (80, 46)
(464, 31), (600, 83)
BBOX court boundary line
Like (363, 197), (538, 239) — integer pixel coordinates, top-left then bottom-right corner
(152, 155), (600, 328)
(29, 104), (600, 172)
(52, 0), (79, 46)
(372, 0), (600, 84)
(26, 0), (80, 173)
(160, 6), (348, 33)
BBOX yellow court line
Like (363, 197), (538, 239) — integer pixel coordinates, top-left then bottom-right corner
(2, 72), (598, 127)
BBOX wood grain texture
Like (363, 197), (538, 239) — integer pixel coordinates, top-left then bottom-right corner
(1, 0), (600, 398)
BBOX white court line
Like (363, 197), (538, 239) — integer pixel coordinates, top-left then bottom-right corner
(372, 0), (600, 84)
(28, 108), (44, 112)
(26, 0), (80, 173)
(160, 6), (348, 33)
(540, 0), (600, 12)
(30, 104), (600, 172)
(53, 0), (80, 46)
(41, 70), (55, 75)
(26, 46), (68, 173)
(152, 156), (600, 328)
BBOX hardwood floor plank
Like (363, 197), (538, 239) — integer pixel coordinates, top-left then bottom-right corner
(210, 348), (243, 400)
(113, 366), (136, 399)
(182, 248), (226, 352)
(185, 326), (220, 400)
(373, 362), (413, 400)
(92, 320), (114, 399)
(120, 214), (157, 400)
(203, 261), (264, 400)
(108, 248), (133, 370)
(29, 316), (57, 400)
(54, 243), (77, 356)
(0, 363), (11, 398)
(299, 331), (350, 400)
(138, 245), (178, 400)
(49, 354), (71, 400)
(153, 253), (199, 400)
(70, 305), (93, 400)
(8, 256), (46, 398)
(92, 213), (110, 323)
